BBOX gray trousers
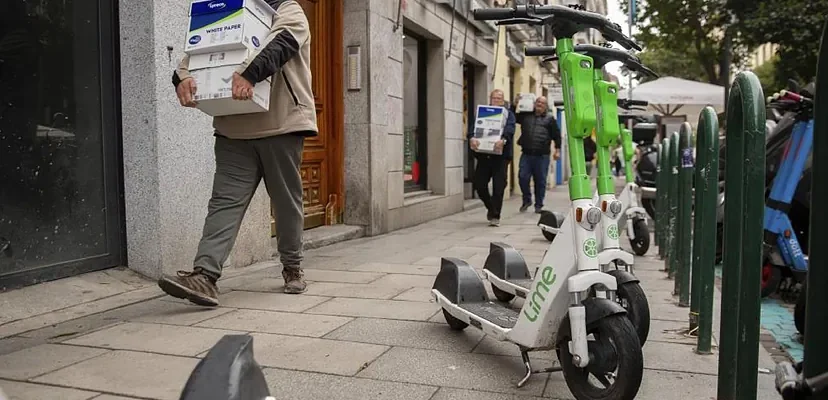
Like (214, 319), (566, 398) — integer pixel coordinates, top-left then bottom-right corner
(194, 134), (305, 279)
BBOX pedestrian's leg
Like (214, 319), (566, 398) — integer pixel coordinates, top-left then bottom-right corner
(490, 158), (508, 221)
(518, 154), (532, 211)
(257, 134), (307, 294)
(158, 136), (262, 307)
(474, 156), (494, 219)
(534, 155), (551, 211)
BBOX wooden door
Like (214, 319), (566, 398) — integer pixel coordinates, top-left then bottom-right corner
(271, 0), (344, 234)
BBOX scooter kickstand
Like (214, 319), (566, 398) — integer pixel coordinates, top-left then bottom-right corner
(517, 349), (563, 388)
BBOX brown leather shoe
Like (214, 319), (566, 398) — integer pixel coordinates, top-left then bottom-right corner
(158, 268), (219, 307)
(282, 267), (307, 294)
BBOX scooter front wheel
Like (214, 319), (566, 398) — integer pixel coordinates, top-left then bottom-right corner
(760, 262), (782, 298)
(557, 314), (643, 400)
(629, 218), (650, 256)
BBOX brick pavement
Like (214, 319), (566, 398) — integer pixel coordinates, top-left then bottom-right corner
(0, 185), (781, 399)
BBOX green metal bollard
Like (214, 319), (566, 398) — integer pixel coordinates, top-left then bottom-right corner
(716, 71), (765, 400)
(803, 18), (828, 389)
(653, 143), (662, 247)
(667, 131), (680, 280)
(691, 107), (719, 353)
(657, 139), (669, 261)
(676, 124), (693, 307)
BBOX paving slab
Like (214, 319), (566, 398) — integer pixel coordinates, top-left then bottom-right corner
(217, 290), (331, 312)
(392, 287), (434, 302)
(302, 269), (385, 284)
(648, 301), (690, 322)
(127, 298), (236, 326)
(195, 309), (351, 338)
(305, 297), (439, 321)
(368, 273), (436, 288)
(643, 340), (719, 375)
(248, 332), (388, 376)
(302, 281), (408, 299)
(32, 350), (199, 400)
(429, 387), (549, 400)
(357, 346), (550, 397)
(64, 322), (243, 357)
(349, 262), (439, 276)
(263, 368), (437, 400)
(0, 343), (108, 380)
(471, 335), (556, 361)
(323, 318), (484, 352)
(647, 318), (700, 346)
(90, 396), (142, 400)
(0, 379), (99, 400)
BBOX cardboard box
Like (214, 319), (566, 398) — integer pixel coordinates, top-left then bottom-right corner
(189, 48), (252, 70)
(516, 93), (537, 113)
(472, 105), (507, 155)
(191, 64), (271, 116)
(185, 0), (275, 54)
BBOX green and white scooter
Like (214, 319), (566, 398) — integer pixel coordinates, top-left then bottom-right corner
(615, 104), (653, 257)
(432, 5), (644, 399)
(490, 44), (654, 346)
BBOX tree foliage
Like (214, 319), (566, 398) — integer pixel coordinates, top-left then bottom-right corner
(618, 0), (751, 85)
(728, 0), (828, 85)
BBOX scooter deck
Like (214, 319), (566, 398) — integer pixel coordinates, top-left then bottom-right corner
(460, 301), (519, 328)
(508, 279), (533, 291)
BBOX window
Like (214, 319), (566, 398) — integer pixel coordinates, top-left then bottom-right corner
(402, 31), (428, 191)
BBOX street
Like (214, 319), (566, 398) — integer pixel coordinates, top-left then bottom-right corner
(0, 186), (781, 400)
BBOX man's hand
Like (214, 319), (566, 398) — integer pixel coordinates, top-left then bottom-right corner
(176, 77), (198, 107)
(470, 138), (480, 150)
(554, 148), (561, 160)
(231, 73), (254, 100)
(494, 140), (504, 152)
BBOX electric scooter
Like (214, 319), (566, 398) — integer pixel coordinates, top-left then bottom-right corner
(617, 100), (652, 257)
(761, 90), (813, 298)
(432, 5), (644, 399)
(489, 44), (654, 347)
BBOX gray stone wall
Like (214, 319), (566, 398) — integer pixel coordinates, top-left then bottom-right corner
(119, 0), (271, 279)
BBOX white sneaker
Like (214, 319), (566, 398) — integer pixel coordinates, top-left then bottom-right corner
(489, 219), (500, 227)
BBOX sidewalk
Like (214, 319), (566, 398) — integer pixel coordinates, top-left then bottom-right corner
(0, 185), (780, 400)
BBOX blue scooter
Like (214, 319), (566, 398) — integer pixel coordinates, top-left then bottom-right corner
(761, 89), (813, 298)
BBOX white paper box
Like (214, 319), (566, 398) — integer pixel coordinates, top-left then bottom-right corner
(516, 93), (537, 112)
(191, 64), (271, 116)
(189, 48), (252, 71)
(472, 105), (507, 155)
(185, 0), (275, 54)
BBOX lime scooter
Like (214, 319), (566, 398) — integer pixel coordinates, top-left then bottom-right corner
(432, 5), (644, 399)
(490, 44), (654, 346)
(616, 100), (653, 256)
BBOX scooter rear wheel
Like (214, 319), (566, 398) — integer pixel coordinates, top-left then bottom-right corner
(629, 218), (650, 256)
(616, 281), (650, 346)
(491, 284), (516, 303)
(557, 314), (644, 400)
(442, 309), (468, 331)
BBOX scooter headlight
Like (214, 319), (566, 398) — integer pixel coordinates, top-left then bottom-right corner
(586, 207), (602, 225)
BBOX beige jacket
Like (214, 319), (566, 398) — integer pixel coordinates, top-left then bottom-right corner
(173, 0), (318, 139)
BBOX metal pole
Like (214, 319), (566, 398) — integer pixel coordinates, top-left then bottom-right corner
(716, 71), (765, 400)
(803, 18), (828, 390)
(654, 143), (662, 247)
(657, 141), (668, 260)
(627, 0), (634, 98)
(692, 107), (719, 352)
(668, 131), (680, 280)
(677, 124), (693, 307)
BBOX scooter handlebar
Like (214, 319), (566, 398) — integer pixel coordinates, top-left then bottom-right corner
(473, 5), (641, 51)
(524, 46), (557, 56)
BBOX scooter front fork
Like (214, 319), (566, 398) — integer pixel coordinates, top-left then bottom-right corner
(567, 290), (616, 368)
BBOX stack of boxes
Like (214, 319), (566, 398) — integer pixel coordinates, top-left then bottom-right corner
(184, 0), (276, 116)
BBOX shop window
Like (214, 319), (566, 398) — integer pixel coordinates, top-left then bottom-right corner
(402, 31), (428, 192)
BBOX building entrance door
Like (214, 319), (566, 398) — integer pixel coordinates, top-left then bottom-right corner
(0, 0), (124, 289)
(271, 1), (344, 234)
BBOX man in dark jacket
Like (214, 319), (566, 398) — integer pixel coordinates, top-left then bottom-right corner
(514, 96), (561, 213)
(469, 89), (516, 227)
(159, 0), (316, 306)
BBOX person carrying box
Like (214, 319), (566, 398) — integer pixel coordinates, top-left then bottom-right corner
(511, 95), (561, 214)
(469, 89), (516, 227)
(158, 0), (316, 307)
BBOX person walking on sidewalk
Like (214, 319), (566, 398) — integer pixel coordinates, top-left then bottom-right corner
(469, 89), (516, 227)
(513, 95), (560, 214)
(583, 134), (597, 177)
(158, 0), (316, 307)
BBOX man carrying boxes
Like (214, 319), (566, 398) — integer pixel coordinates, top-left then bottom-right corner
(158, 0), (317, 307)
